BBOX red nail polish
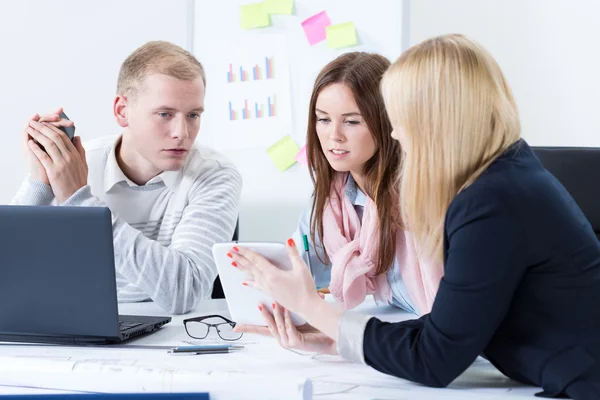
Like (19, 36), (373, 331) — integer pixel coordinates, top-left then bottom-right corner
(287, 238), (295, 247)
(258, 305), (263, 311)
(226, 253), (233, 259)
(282, 306), (286, 312)
(231, 261), (237, 267)
(242, 282), (248, 286)
(272, 303), (276, 309)
(233, 246), (239, 252)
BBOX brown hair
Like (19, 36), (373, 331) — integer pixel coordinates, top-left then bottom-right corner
(117, 41), (206, 97)
(307, 52), (401, 274)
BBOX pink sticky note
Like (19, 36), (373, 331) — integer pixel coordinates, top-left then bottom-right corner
(294, 145), (308, 166)
(301, 11), (331, 46)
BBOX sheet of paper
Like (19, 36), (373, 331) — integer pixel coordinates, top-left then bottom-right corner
(294, 144), (308, 166)
(264, 0), (293, 15)
(0, 356), (311, 400)
(326, 22), (358, 48)
(240, 2), (270, 29)
(203, 34), (293, 150)
(267, 136), (299, 171)
(301, 11), (331, 45)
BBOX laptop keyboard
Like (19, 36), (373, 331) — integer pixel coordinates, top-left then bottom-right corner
(119, 320), (144, 331)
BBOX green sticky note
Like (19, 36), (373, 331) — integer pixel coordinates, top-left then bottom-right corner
(240, 2), (271, 29)
(326, 22), (358, 48)
(267, 136), (299, 172)
(264, 0), (293, 14)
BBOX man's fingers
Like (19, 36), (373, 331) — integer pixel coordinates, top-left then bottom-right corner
(29, 121), (71, 155)
(39, 107), (63, 121)
(27, 140), (52, 170)
(26, 127), (62, 162)
(40, 118), (74, 128)
(73, 136), (85, 160)
(38, 114), (60, 123)
(38, 105), (64, 123)
(24, 114), (40, 137)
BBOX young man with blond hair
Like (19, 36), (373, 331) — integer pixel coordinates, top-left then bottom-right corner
(13, 41), (242, 314)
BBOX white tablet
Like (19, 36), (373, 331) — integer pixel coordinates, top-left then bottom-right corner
(212, 242), (307, 326)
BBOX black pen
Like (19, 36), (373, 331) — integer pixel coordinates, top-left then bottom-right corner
(168, 344), (244, 354)
(169, 349), (238, 356)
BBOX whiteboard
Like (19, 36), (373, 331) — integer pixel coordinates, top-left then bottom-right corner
(193, 0), (406, 241)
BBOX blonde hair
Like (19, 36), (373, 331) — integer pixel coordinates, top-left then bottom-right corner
(381, 34), (521, 264)
(117, 41), (206, 97)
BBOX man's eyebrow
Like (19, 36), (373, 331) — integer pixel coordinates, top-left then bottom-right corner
(153, 106), (205, 112)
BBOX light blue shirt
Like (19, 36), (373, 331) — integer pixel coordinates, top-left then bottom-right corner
(292, 176), (418, 314)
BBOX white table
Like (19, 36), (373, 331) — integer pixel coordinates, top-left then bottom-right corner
(0, 298), (540, 399)
(118, 298), (539, 399)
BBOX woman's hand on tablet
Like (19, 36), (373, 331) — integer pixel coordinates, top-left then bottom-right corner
(234, 302), (338, 355)
(230, 238), (321, 316)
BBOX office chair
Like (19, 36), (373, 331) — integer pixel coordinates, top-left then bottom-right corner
(211, 219), (239, 299)
(533, 147), (600, 241)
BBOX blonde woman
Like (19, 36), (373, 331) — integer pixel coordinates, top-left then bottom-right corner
(229, 35), (600, 399)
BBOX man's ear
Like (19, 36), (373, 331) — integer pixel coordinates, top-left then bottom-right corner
(114, 95), (129, 128)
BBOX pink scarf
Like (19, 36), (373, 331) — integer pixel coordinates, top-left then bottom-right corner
(323, 173), (443, 314)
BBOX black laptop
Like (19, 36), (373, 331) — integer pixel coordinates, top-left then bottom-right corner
(0, 205), (171, 344)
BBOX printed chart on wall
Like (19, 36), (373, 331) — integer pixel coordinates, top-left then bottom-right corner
(204, 34), (294, 150)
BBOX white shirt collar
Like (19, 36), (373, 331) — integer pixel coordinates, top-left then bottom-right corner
(103, 136), (182, 193)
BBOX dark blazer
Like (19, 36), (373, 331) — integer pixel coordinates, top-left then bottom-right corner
(362, 140), (600, 399)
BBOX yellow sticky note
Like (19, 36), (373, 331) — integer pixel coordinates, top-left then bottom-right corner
(326, 22), (358, 49)
(264, 0), (293, 14)
(240, 2), (271, 29)
(267, 136), (299, 172)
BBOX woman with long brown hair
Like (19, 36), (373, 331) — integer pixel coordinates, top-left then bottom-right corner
(290, 51), (441, 314)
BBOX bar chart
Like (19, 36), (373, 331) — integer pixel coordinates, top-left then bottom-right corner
(228, 95), (277, 121)
(227, 57), (275, 83)
(212, 35), (292, 150)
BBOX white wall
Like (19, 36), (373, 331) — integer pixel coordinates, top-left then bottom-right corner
(409, 0), (600, 147)
(0, 0), (191, 203)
